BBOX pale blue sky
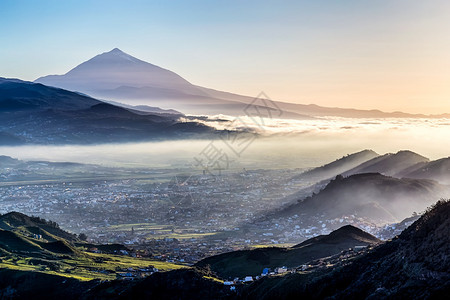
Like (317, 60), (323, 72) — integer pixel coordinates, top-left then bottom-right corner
(1, 0), (449, 113)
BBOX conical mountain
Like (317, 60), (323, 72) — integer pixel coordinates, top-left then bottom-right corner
(36, 48), (201, 95)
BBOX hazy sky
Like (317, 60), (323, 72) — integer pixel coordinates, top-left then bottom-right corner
(1, 0), (449, 114)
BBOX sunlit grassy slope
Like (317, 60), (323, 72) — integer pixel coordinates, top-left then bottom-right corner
(0, 212), (186, 281)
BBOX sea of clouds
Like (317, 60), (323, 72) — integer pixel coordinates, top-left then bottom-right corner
(0, 116), (449, 170)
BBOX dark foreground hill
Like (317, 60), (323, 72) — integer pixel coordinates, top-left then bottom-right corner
(0, 78), (214, 144)
(195, 225), (379, 279)
(0, 268), (233, 300)
(242, 200), (450, 299)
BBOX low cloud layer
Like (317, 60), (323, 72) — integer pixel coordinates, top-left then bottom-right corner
(1, 116), (449, 169)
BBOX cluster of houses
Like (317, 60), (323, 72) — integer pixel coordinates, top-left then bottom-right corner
(222, 246), (371, 288)
(223, 266), (290, 287)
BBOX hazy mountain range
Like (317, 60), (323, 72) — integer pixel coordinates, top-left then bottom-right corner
(341, 150), (430, 178)
(256, 150), (450, 232)
(280, 173), (446, 223)
(294, 149), (450, 185)
(35, 48), (450, 119)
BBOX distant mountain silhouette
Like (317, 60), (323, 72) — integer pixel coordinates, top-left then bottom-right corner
(103, 99), (183, 116)
(292, 149), (450, 188)
(0, 78), (215, 144)
(195, 225), (379, 279)
(342, 150), (430, 177)
(401, 157), (450, 184)
(293, 149), (379, 182)
(35, 49), (448, 119)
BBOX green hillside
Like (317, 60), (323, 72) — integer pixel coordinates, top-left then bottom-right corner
(0, 211), (78, 242)
(0, 212), (186, 282)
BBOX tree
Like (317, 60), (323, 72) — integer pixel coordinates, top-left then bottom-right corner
(79, 233), (88, 241)
(335, 174), (344, 181)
